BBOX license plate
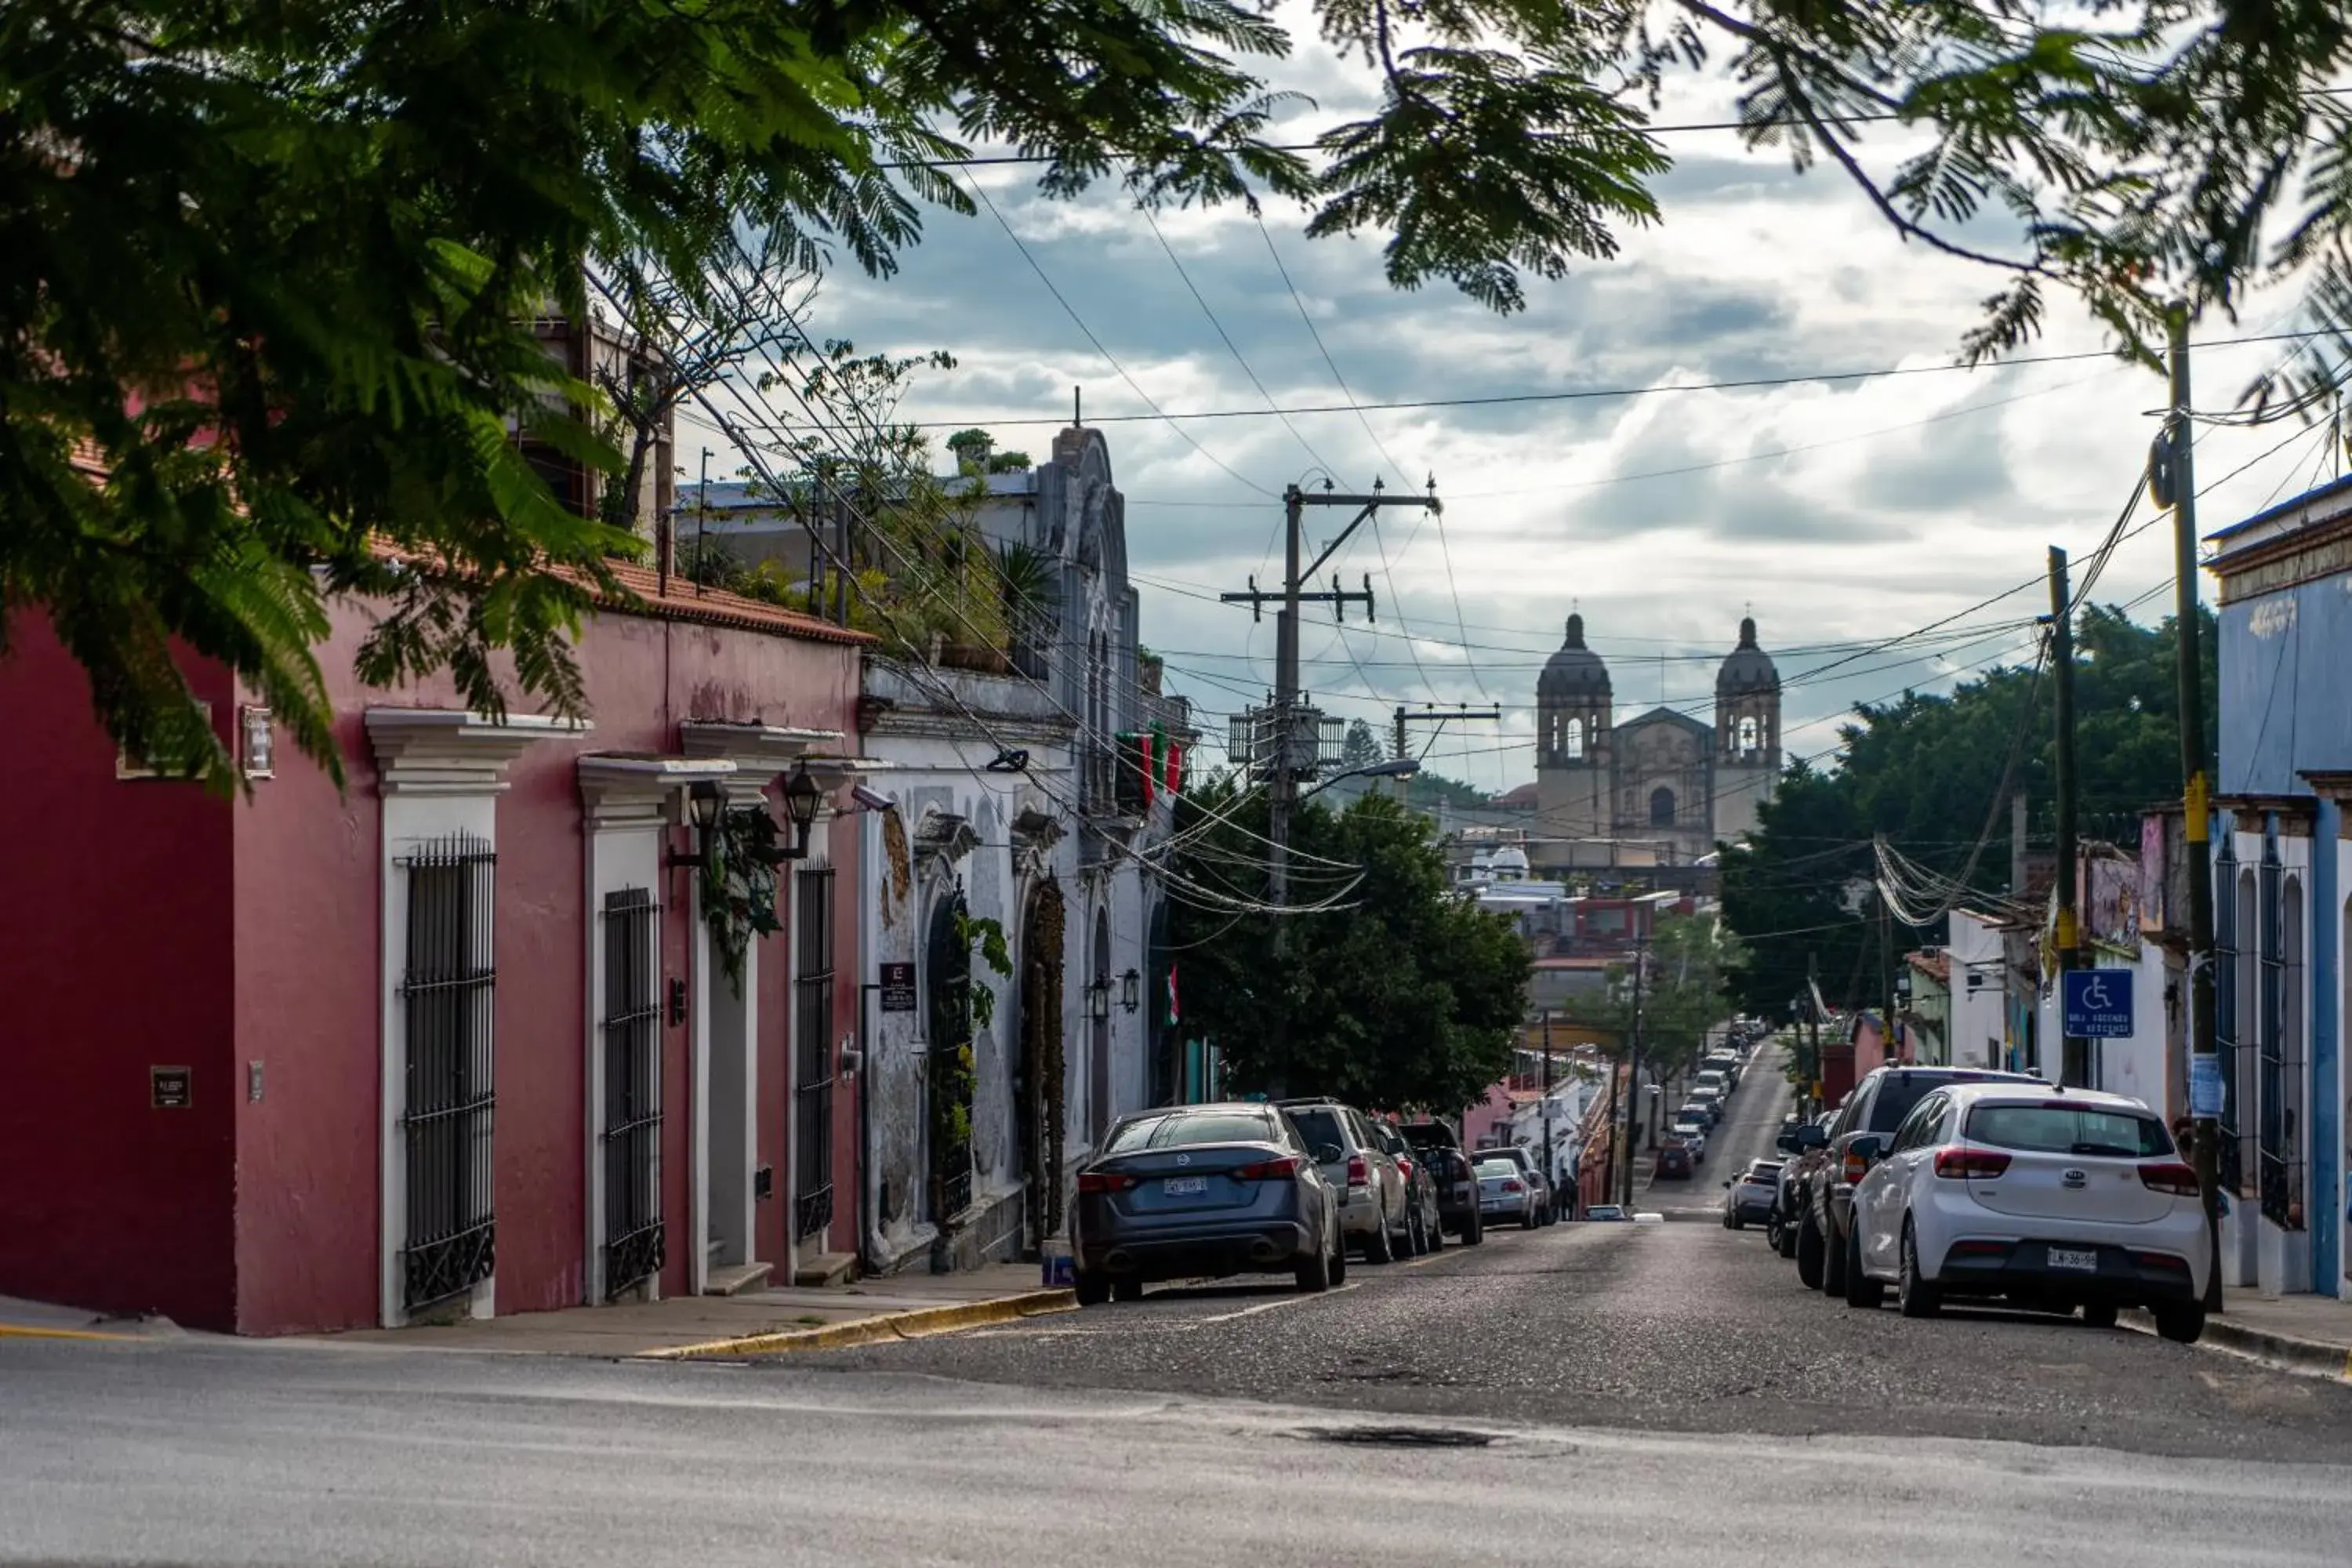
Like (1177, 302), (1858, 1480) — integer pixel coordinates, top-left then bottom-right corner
(1163, 1176), (1207, 1196)
(2048, 1247), (2098, 1272)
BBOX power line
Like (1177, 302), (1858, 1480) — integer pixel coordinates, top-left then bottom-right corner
(833, 329), (2324, 431)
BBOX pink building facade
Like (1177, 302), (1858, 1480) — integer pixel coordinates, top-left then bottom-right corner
(0, 567), (871, 1334)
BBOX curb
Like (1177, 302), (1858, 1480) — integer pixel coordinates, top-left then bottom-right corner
(0, 1323), (142, 1343)
(641, 1289), (1079, 1360)
(2121, 1306), (2352, 1382)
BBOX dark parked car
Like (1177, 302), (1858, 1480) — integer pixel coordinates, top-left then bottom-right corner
(1399, 1120), (1483, 1244)
(1367, 1119), (1443, 1255)
(1791, 1065), (2046, 1299)
(1722, 1160), (1781, 1229)
(1071, 1103), (1344, 1303)
(1655, 1142), (1694, 1180)
(1770, 1111), (1835, 1257)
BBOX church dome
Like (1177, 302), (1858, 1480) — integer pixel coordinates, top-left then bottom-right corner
(1716, 616), (1778, 695)
(1538, 613), (1611, 699)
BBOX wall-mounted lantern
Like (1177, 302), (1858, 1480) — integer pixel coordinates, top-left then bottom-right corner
(780, 761), (824, 859)
(1120, 968), (1141, 1014)
(670, 778), (727, 873)
(1086, 975), (1111, 1022)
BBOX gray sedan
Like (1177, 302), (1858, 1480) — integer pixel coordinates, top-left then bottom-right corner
(1071, 1104), (1345, 1303)
(1474, 1152), (1542, 1229)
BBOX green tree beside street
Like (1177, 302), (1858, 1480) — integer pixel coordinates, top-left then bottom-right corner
(1167, 782), (1528, 1114)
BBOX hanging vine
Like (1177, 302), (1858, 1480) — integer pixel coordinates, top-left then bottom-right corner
(700, 805), (788, 994)
(1022, 879), (1069, 1236)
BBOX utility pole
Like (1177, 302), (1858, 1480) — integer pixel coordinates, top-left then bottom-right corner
(1620, 931), (1650, 1207)
(1221, 478), (1439, 1082)
(2049, 545), (2083, 1087)
(2165, 303), (2225, 1313)
(1541, 1010), (1557, 1220)
(1392, 704), (1502, 804)
(1804, 949), (1822, 1116)
(694, 446), (712, 597)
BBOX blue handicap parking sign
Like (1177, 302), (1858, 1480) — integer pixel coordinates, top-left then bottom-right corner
(2062, 970), (2134, 1038)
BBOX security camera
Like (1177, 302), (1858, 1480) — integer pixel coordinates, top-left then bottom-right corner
(851, 784), (896, 813)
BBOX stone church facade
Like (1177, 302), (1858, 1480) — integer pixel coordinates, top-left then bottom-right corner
(1531, 614), (1781, 867)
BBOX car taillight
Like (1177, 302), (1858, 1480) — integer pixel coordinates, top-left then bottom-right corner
(1841, 1149), (1870, 1181)
(1076, 1171), (1138, 1195)
(1932, 1147), (2012, 1179)
(1396, 1157), (1414, 1178)
(2132, 1250), (2190, 1273)
(2138, 1161), (2201, 1196)
(1346, 1153), (1368, 1187)
(1235, 1154), (1304, 1181)
(1501, 1179), (1523, 1192)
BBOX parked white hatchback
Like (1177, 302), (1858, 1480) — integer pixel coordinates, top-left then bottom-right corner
(1844, 1083), (2209, 1342)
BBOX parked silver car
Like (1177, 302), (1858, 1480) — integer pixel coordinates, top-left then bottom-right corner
(1473, 1143), (1555, 1223)
(1279, 1099), (1412, 1262)
(1071, 1104), (1345, 1303)
(1722, 1160), (1781, 1229)
(1473, 1151), (1542, 1229)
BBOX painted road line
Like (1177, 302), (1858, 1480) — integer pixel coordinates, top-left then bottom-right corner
(0, 1323), (141, 1343)
(644, 1290), (1077, 1359)
(1191, 1283), (1361, 1325)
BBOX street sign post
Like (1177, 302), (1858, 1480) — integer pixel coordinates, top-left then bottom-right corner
(2060, 970), (2134, 1038)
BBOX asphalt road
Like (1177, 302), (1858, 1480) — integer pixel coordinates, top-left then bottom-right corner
(8, 1056), (2352, 1565)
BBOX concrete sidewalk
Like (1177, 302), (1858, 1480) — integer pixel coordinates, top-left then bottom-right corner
(307, 1261), (1072, 1359)
(2125, 1293), (2352, 1381)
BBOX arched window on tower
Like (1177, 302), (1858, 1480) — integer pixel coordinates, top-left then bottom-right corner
(1650, 786), (1675, 827)
(1737, 715), (1759, 758)
(1566, 717), (1584, 760)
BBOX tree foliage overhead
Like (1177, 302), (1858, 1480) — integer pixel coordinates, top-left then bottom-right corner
(3, 1), (2321, 790)
(1719, 604), (2217, 1022)
(1167, 782), (1528, 1112)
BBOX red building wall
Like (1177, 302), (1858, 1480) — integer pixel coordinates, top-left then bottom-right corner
(2, 585), (862, 1334)
(0, 619), (240, 1328)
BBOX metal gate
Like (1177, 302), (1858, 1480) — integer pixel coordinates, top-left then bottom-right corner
(601, 887), (664, 1297)
(793, 867), (836, 1241)
(927, 891), (975, 1221)
(2258, 840), (2288, 1225)
(398, 836), (499, 1312)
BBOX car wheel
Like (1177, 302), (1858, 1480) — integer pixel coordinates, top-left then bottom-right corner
(2079, 1302), (2119, 1329)
(1726, 1210), (1744, 1231)
(1776, 1214), (1799, 1260)
(1363, 1207), (1395, 1264)
(1764, 1213), (1783, 1249)
(1820, 1215), (1849, 1296)
(2154, 1302), (2205, 1344)
(1073, 1271), (1111, 1308)
(1464, 1210), (1484, 1246)
(1294, 1237), (1333, 1294)
(1843, 1225), (1884, 1309)
(1428, 1210), (1445, 1252)
(1897, 1222), (1940, 1319)
(1795, 1210), (1825, 1289)
(1520, 1202), (1539, 1230)
(1112, 1277), (1145, 1303)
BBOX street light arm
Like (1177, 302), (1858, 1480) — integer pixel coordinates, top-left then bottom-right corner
(1297, 757), (1419, 802)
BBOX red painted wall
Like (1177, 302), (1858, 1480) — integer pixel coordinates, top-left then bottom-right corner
(5, 589), (861, 1333)
(0, 619), (239, 1329)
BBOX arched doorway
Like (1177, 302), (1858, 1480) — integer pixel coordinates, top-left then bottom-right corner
(1018, 879), (1066, 1244)
(925, 888), (974, 1223)
(1649, 786), (1675, 827)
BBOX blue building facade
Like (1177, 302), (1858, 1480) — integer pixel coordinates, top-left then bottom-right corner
(2207, 475), (2352, 1301)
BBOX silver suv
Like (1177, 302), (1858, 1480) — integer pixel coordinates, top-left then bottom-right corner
(1279, 1099), (1411, 1263)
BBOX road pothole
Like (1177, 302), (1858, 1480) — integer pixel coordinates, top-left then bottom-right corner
(1301, 1425), (1497, 1448)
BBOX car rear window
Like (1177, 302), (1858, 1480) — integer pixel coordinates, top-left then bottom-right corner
(1285, 1107), (1348, 1152)
(1105, 1111), (1277, 1152)
(1965, 1103), (2173, 1157)
(1475, 1157), (1519, 1176)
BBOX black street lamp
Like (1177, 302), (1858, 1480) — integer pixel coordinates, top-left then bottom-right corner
(780, 761), (824, 859)
(670, 778), (728, 873)
(1119, 968), (1141, 1014)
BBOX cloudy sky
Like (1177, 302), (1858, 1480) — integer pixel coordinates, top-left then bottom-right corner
(685, 16), (2335, 796)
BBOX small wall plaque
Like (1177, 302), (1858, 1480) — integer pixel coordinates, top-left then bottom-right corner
(151, 1066), (192, 1109)
(879, 961), (916, 1012)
